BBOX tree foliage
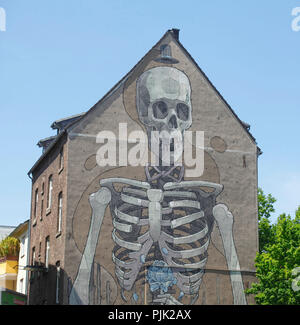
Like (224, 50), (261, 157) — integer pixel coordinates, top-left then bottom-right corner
(0, 236), (20, 258)
(247, 189), (300, 304)
(257, 188), (276, 252)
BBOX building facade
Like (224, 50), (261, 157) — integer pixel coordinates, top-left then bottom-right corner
(0, 226), (17, 291)
(0, 256), (18, 291)
(27, 30), (260, 305)
(9, 220), (30, 295)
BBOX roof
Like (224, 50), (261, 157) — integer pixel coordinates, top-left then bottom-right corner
(9, 220), (29, 238)
(37, 135), (57, 150)
(28, 29), (260, 177)
(51, 113), (85, 132)
(30, 114), (85, 173)
(28, 130), (66, 177)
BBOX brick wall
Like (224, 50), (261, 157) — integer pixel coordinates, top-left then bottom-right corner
(28, 134), (68, 305)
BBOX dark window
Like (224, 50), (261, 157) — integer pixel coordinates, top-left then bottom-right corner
(56, 261), (60, 304)
(34, 188), (38, 219)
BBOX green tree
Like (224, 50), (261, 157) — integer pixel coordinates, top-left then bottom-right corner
(257, 188), (276, 252)
(247, 196), (300, 305)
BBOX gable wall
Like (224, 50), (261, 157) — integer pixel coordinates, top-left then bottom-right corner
(64, 34), (258, 305)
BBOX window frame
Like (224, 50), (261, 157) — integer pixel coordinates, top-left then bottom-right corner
(57, 192), (63, 234)
(59, 148), (64, 172)
(34, 188), (39, 220)
(31, 247), (36, 281)
(45, 237), (50, 269)
(20, 235), (25, 257)
(55, 261), (60, 304)
(47, 175), (53, 211)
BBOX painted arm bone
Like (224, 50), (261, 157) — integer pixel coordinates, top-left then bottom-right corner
(212, 204), (247, 305)
(69, 187), (111, 305)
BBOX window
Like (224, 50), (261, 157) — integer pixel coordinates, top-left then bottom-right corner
(59, 148), (64, 171)
(31, 247), (36, 280)
(32, 247), (36, 265)
(57, 192), (63, 233)
(20, 236), (25, 257)
(34, 188), (38, 219)
(47, 175), (53, 210)
(38, 242), (41, 262)
(19, 278), (24, 294)
(55, 261), (60, 304)
(40, 198), (44, 219)
(45, 237), (50, 268)
(38, 242), (42, 278)
(40, 182), (44, 220)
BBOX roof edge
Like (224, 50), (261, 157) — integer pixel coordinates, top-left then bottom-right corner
(171, 34), (258, 145)
(27, 30), (171, 177)
(28, 28), (260, 177)
(9, 220), (29, 238)
(27, 131), (66, 177)
(66, 30), (174, 134)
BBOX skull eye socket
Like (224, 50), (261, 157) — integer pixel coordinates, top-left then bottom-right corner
(152, 101), (168, 119)
(176, 103), (189, 121)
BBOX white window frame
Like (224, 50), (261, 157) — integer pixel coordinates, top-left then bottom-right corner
(47, 176), (53, 209)
(34, 188), (38, 218)
(59, 148), (64, 171)
(57, 192), (63, 233)
(20, 236), (25, 257)
(45, 237), (50, 269)
(31, 247), (36, 280)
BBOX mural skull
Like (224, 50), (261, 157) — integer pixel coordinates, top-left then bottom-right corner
(137, 67), (192, 164)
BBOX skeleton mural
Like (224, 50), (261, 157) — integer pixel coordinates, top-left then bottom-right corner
(69, 60), (247, 305)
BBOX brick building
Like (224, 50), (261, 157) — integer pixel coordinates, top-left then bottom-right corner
(27, 29), (260, 305)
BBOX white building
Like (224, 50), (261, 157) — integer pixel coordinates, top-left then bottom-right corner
(9, 221), (30, 295)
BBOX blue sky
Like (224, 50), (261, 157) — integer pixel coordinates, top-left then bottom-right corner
(0, 0), (299, 226)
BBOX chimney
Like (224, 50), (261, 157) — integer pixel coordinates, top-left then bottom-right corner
(170, 28), (180, 41)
